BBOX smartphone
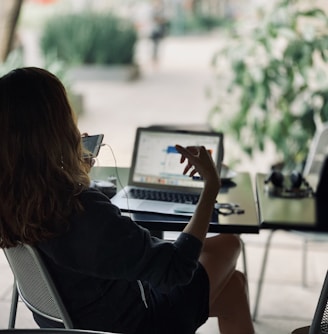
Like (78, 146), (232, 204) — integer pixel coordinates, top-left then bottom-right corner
(82, 134), (104, 158)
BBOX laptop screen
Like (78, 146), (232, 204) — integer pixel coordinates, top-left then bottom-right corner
(129, 127), (223, 191)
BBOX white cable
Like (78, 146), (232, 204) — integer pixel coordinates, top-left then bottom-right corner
(102, 143), (131, 217)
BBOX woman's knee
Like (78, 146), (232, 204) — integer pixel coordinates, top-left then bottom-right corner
(200, 234), (242, 277)
(204, 234), (242, 255)
(220, 234), (242, 250)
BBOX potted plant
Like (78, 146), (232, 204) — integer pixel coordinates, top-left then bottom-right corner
(208, 0), (328, 170)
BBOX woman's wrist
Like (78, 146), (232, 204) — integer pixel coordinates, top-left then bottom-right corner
(203, 178), (220, 198)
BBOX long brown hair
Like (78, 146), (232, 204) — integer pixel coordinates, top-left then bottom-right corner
(0, 67), (90, 248)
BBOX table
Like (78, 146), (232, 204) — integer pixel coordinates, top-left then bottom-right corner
(256, 173), (327, 231)
(90, 167), (260, 234)
(253, 173), (328, 320)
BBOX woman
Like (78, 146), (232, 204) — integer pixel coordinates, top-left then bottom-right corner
(0, 67), (254, 334)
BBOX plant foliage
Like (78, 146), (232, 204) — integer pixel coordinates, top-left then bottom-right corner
(40, 12), (138, 65)
(209, 0), (328, 169)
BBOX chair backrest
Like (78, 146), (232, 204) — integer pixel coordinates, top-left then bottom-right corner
(0, 329), (106, 334)
(309, 270), (328, 334)
(3, 244), (73, 328)
(303, 122), (328, 176)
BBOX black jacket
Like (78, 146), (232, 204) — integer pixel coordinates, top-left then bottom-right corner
(37, 188), (202, 333)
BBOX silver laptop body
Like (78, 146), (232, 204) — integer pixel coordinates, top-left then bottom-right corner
(110, 127), (223, 216)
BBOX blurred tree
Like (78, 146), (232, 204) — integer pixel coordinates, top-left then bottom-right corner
(209, 0), (328, 169)
(0, 0), (23, 62)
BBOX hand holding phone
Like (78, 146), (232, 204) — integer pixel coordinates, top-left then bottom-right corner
(82, 134), (104, 158)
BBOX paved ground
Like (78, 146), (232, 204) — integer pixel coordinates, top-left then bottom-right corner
(1, 33), (328, 333)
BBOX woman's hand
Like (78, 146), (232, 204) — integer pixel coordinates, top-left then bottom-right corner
(175, 145), (220, 191)
(175, 144), (221, 241)
(83, 155), (96, 172)
(81, 132), (95, 173)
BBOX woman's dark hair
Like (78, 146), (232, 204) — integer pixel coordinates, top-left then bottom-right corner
(0, 67), (90, 248)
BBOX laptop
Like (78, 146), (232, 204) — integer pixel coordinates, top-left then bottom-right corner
(110, 127), (223, 216)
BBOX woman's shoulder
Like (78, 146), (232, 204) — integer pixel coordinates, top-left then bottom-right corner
(80, 187), (110, 201)
(78, 187), (121, 216)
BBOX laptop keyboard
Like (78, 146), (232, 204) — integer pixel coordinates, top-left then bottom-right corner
(126, 188), (200, 204)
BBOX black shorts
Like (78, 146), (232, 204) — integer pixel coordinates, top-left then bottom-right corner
(146, 262), (210, 334)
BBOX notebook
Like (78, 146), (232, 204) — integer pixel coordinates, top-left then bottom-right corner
(110, 127), (223, 216)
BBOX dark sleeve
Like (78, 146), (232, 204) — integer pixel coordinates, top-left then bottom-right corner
(39, 189), (203, 290)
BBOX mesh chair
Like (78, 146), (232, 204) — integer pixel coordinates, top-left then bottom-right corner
(0, 330), (107, 334)
(291, 270), (328, 334)
(253, 123), (328, 321)
(303, 123), (328, 176)
(292, 122), (328, 287)
(3, 244), (73, 329)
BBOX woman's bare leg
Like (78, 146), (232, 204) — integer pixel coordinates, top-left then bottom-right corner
(199, 234), (254, 334)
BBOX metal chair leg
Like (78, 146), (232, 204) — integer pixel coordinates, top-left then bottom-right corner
(8, 280), (19, 328)
(302, 239), (309, 287)
(252, 229), (276, 321)
(241, 238), (248, 279)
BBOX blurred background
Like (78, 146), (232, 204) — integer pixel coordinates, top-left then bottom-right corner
(2, 0), (328, 172)
(1, 2), (328, 333)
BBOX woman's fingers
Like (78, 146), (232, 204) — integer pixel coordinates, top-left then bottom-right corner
(176, 145), (209, 176)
